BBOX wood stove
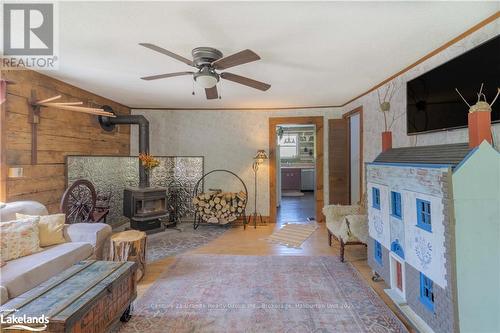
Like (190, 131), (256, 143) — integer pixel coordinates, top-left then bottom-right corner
(123, 187), (168, 232)
(100, 109), (169, 232)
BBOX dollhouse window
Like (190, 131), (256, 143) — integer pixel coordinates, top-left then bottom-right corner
(416, 199), (432, 232)
(420, 273), (435, 312)
(372, 187), (381, 209)
(391, 191), (402, 219)
(374, 240), (383, 265)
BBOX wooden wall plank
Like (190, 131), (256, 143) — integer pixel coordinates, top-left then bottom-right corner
(1, 70), (130, 213)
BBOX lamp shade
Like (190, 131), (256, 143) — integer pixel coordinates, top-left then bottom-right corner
(254, 150), (268, 162)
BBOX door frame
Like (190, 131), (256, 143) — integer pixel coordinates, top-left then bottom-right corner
(343, 106), (363, 204)
(269, 116), (324, 223)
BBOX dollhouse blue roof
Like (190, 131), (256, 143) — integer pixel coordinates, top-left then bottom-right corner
(374, 143), (472, 167)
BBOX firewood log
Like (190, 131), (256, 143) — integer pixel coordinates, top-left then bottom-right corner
(237, 191), (246, 201)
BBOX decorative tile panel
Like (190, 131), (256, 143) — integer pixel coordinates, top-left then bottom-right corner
(67, 156), (203, 226)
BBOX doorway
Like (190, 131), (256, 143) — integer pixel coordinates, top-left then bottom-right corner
(349, 112), (361, 204)
(276, 124), (316, 224)
(269, 116), (324, 224)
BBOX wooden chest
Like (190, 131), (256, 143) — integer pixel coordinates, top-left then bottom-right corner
(0, 260), (137, 333)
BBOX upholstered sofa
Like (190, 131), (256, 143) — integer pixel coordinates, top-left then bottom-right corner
(0, 201), (112, 304)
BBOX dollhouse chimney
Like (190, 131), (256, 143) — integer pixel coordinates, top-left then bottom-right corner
(468, 102), (492, 148)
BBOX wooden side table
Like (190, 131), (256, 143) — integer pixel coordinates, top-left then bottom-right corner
(108, 230), (147, 281)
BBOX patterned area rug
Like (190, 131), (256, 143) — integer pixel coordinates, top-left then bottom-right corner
(267, 223), (318, 248)
(146, 222), (228, 262)
(119, 255), (408, 333)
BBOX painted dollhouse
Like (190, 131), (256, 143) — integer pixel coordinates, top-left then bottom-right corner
(366, 109), (500, 333)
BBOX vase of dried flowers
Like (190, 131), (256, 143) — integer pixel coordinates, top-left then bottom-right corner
(138, 153), (160, 187)
(377, 82), (403, 152)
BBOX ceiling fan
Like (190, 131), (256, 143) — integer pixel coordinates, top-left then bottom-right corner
(139, 43), (271, 100)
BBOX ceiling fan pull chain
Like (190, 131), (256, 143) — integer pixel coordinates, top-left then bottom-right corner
(219, 82), (222, 99)
(192, 80), (195, 96)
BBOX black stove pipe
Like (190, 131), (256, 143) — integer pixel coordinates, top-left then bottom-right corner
(99, 106), (150, 188)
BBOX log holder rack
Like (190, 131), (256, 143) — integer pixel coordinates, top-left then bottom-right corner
(192, 169), (249, 230)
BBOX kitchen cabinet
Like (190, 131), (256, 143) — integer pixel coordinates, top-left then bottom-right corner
(281, 168), (301, 191)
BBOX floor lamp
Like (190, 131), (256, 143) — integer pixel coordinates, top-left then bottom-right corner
(250, 150), (268, 228)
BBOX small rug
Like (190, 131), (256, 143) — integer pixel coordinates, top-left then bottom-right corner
(119, 255), (408, 333)
(281, 190), (305, 197)
(145, 222), (228, 262)
(267, 223), (318, 248)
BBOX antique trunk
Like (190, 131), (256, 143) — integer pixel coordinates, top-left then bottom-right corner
(0, 261), (137, 333)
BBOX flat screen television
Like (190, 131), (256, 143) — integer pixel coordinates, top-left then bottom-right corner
(407, 35), (499, 134)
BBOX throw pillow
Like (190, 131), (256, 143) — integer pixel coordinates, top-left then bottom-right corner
(0, 217), (42, 261)
(16, 213), (66, 247)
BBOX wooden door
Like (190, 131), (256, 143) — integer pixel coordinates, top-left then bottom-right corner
(328, 119), (349, 205)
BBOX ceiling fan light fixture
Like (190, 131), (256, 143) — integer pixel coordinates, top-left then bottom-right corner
(194, 67), (219, 88)
(195, 74), (218, 88)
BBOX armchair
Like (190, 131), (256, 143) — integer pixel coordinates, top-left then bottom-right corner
(322, 203), (368, 262)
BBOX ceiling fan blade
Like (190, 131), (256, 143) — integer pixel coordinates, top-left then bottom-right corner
(221, 72), (271, 91)
(139, 43), (193, 66)
(205, 86), (218, 100)
(212, 49), (260, 70)
(140, 71), (193, 81)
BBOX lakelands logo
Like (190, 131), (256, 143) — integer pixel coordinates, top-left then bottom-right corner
(2, 2), (59, 69)
(1, 312), (49, 331)
(1, 311), (49, 331)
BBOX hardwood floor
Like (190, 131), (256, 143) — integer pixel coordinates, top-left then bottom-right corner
(139, 222), (415, 332)
(276, 192), (316, 225)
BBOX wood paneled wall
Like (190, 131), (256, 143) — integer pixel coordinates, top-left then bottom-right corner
(0, 70), (130, 213)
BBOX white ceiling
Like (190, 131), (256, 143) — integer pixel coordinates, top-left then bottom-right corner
(47, 1), (498, 109)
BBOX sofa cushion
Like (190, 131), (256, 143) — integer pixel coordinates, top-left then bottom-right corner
(0, 242), (93, 303)
(17, 213), (66, 247)
(0, 217), (42, 261)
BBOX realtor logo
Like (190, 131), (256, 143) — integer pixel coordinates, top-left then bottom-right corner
(3, 3), (54, 56)
(1, 2), (58, 69)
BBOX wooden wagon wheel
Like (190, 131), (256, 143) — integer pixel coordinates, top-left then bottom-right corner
(60, 179), (97, 224)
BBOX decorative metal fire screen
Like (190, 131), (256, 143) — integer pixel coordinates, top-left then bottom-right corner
(66, 156), (204, 226)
